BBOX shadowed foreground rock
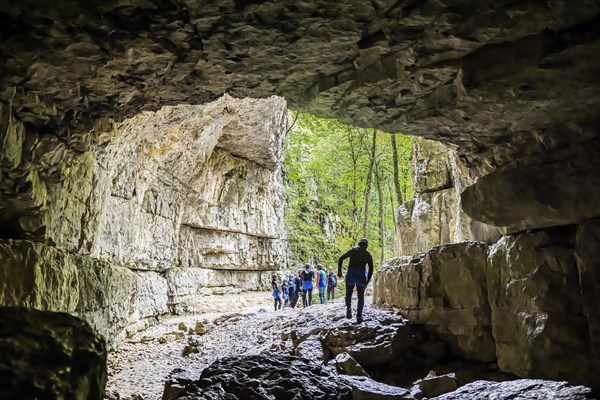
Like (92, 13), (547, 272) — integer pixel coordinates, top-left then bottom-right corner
(174, 353), (353, 400)
(431, 379), (596, 400)
(0, 307), (107, 400)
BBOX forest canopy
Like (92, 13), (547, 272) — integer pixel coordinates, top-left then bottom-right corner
(284, 112), (413, 270)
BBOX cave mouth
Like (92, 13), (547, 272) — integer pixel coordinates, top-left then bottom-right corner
(1, 0), (599, 397)
(1, 92), (599, 399)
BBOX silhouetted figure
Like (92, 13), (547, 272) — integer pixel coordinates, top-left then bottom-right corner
(338, 238), (373, 323)
(300, 264), (315, 307)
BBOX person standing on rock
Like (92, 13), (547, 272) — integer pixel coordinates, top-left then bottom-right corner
(300, 264), (315, 307)
(316, 264), (327, 304)
(326, 266), (337, 301)
(338, 238), (374, 323)
(272, 274), (282, 311)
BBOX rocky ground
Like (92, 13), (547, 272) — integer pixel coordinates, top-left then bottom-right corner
(105, 292), (596, 400)
(105, 292), (276, 400)
(106, 293), (415, 400)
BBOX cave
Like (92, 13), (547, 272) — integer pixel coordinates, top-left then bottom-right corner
(0, 1), (599, 399)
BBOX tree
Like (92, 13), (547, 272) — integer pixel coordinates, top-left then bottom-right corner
(283, 111), (413, 268)
(391, 134), (403, 207)
(362, 129), (376, 238)
(375, 162), (385, 264)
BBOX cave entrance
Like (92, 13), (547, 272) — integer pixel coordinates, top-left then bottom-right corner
(283, 110), (414, 281)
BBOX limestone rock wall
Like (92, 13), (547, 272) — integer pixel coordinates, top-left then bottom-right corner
(0, 95), (288, 344)
(375, 225), (600, 391)
(397, 138), (499, 255)
(374, 242), (495, 364)
(487, 228), (599, 387)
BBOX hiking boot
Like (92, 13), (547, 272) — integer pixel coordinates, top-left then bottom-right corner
(356, 315), (363, 324)
(346, 309), (352, 319)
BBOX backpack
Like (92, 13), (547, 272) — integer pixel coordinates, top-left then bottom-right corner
(328, 273), (337, 287)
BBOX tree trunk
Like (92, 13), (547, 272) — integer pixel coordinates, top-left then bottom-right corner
(391, 134), (404, 206)
(348, 127), (359, 242)
(375, 163), (385, 264)
(362, 129), (376, 238)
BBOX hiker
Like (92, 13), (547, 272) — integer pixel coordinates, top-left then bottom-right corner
(316, 264), (327, 304)
(338, 238), (373, 323)
(287, 273), (296, 308)
(327, 266), (337, 301)
(272, 273), (282, 311)
(282, 279), (290, 308)
(300, 264), (315, 307)
(292, 270), (303, 308)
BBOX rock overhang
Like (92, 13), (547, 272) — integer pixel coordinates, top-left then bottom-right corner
(1, 0), (598, 174)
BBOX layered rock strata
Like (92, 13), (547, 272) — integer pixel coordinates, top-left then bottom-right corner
(397, 137), (499, 255)
(0, 95), (288, 343)
(375, 232), (600, 391)
(374, 242), (495, 363)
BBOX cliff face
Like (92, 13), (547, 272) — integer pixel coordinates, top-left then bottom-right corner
(0, 95), (288, 344)
(375, 231), (600, 390)
(397, 137), (499, 255)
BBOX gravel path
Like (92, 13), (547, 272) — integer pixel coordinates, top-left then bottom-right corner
(105, 292), (361, 400)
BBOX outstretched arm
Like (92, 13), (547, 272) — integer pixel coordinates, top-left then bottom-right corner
(338, 250), (351, 278)
(366, 254), (374, 284)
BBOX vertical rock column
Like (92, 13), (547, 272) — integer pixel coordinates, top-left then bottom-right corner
(397, 137), (499, 255)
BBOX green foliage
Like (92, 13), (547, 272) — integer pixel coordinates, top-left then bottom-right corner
(284, 111), (413, 270)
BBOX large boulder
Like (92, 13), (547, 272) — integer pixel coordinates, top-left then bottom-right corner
(174, 354), (353, 400)
(339, 375), (415, 400)
(575, 218), (600, 358)
(487, 228), (600, 389)
(374, 242), (496, 363)
(0, 307), (107, 400)
(431, 379), (595, 400)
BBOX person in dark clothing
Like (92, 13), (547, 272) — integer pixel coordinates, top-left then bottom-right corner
(300, 264), (315, 307)
(338, 238), (374, 323)
(287, 273), (296, 308)
(326, 266), (337, 301)
(292, 270), (303, 308)
(272, 274), (282, 311)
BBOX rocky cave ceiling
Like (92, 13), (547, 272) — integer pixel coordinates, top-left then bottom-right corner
(1, 0), (599, 171)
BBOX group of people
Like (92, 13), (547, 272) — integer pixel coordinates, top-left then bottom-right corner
(271, 264), (338, 310)
(271, 237), (374, 324)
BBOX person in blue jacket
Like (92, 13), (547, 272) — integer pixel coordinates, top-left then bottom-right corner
(300, 264), (315, 307)
(272, 273), (282, 311)
(338, 238), (373, 323)
(316, 264), (327, 304)
(281, 279), (290, 307)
